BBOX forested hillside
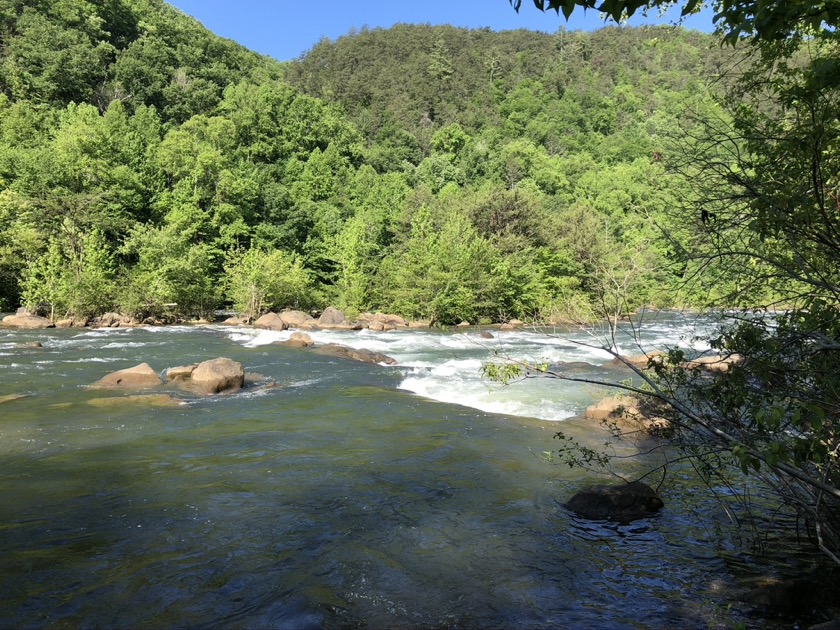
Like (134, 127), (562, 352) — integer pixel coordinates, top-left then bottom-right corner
(0, 0), (738, 323)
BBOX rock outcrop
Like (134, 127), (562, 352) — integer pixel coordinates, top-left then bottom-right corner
(254, 313), (288, 331)
(92, 363), (163, 389)
(312, 343), (397, 365)
(566, 481), (664, 522)
(189, 357), (245, 394)
(1, 314), (53, 329)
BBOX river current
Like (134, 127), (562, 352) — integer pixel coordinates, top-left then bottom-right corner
(0, 312), (796, 628)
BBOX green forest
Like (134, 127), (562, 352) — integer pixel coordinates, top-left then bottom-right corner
(0, 0), (742, 325)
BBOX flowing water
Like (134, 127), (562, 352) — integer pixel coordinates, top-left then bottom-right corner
(0, 313), (805, 628)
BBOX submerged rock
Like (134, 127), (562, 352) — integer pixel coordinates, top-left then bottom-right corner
(189, 357), (245, 394)
(92, 363), (163, 389)
(87, 394), (184, 408)
(11, 341), (43, 349)
(312, 343), (397, 365)
(0, 394), (28, 405)
(566, 481), (664, 523)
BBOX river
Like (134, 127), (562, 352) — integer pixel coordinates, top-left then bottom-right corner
(0, 313), (806, 628)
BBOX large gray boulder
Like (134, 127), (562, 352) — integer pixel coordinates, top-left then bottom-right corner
(92, 363), (163, 389)
(254, 313), (288, 331)
(312, 343), (397, 365)
(2, 314), (53, 329)
(566, 481), (664, 523)
(190, 358), (245, 394)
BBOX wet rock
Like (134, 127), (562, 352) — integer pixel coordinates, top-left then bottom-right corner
(0, 394), (28, 405)
(566, 481), (664, 523)
(2, 314), (53, 329)
(277, 332), (314, 348)
(190, 357), (245, 394)
(479, 332), (494, 339)
(166, 364), (197, 381)
(583, 396), (672, 437)
(87, 394), (183, 408)
(604, 352), (663, 370)
(312, 343), (397, 365)
(684, 354), (743, 374)
(254, 312), (288, 331)
(92, 363), (163, 389)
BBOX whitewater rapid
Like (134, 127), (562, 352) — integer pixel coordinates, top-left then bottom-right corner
(222, 312), (715, 422)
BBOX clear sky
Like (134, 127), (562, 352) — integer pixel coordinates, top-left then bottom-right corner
(166, 1), (716, 62)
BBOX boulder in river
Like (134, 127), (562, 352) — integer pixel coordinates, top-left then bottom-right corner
(583, 396), (672, 437)
(317, 306), (347, 328)
(312, 343), (397, 365)
(165, 364), (197, 381)
(684, 353), (743, 374)
(2, 314), (53, 329)
(254, 312), (288, 331)
(189, 357), (245, 394)
(279, 310), (316, 328)
(278, 332), (314, 348)
(604, 352), (664, 370)
(566, 481), (664, 523)
(92, 363), (163, 389)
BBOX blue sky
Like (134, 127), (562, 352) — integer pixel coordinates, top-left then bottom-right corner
(167, 1), (716, 61)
